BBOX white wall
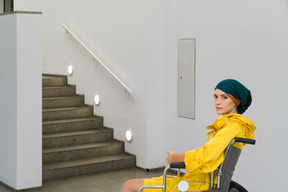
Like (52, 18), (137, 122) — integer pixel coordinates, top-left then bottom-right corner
(14, 0), (288, 191)
(163, 1), (288, 191)
(14, 0), (165, 168)
(0, 12), (42, 190)
(0, 13), (17, 188)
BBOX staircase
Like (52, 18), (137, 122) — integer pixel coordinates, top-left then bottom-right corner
(42, 74), (136, 181)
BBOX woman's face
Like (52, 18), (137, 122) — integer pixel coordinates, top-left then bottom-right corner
(214, 89), (238, 115)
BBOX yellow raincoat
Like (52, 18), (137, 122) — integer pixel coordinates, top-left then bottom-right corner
(143, 114), (256, 192)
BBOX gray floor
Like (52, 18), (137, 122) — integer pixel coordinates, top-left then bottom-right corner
(0, 168), (164, 192)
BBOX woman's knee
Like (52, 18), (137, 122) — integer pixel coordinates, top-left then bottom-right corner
(121, 178), (145, 192)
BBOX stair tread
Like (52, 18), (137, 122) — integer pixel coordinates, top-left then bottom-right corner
(43, 85), (74, 88)
(43, 106), (92, 112)
(43, 154), (134, 170)
(43, 117), (102, 125)
(43, 141), (122, 153)
(43, 129), (110, 139)
(42, 74), (66, 78)
(43, 95), (83, 100)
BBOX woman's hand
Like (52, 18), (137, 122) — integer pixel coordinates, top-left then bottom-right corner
(166, 151), (176, 164)
(166, 151), (185, 165)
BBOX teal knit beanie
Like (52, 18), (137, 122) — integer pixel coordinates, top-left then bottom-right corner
(215, 79), (252, 114)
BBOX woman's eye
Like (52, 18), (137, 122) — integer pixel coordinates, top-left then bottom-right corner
(214, 95), (218, 99)
(222, 96), (228, 99)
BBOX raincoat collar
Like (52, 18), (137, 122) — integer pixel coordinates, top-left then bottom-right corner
(206, 113), (256, 140)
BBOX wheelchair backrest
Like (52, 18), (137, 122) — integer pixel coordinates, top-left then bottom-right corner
(217, 144), (241, 192)
(217, 137), (256, 192)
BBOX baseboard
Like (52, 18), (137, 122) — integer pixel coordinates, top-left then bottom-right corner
(0, 181), (42, 192)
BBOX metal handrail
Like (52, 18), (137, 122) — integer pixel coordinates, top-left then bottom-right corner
(62, 24), (132, 94)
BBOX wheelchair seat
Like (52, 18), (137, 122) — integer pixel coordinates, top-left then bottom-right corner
(138, 137), (255, 192)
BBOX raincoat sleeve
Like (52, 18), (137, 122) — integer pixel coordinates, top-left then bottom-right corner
(184, 122), (243, 174)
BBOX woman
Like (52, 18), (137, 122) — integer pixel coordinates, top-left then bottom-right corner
(121, 79), (256, 192)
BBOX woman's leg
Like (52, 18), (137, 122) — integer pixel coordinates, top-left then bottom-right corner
(121, 178), (145, 192)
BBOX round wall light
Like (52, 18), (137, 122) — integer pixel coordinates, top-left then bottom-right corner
(94, 94), (100, 106)
(125, 129), (133, 142)
(67, 65), (73, 75)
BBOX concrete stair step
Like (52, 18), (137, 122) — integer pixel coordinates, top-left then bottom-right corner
(42, 74), (67, 87)
(42, 74), (136, 181)
(42, 154), (136, 181)
(43, 141), (124, 164)
(43, 95), (85, 109)
(42, 85), (76, 98)
(43, 117), (103, 134)
(43, 106), (93, 121)
(43, 128), (114, 148)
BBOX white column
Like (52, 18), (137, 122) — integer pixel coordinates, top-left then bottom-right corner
(0, 11), (42, 190)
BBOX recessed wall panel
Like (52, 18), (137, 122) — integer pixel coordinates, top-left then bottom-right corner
(178, 38), (196, 119)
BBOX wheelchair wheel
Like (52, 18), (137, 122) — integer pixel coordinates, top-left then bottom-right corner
(229, 180), (248, 192)
(229, 188), (240, 192)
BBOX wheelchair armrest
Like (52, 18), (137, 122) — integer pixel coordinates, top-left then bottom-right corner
(234, 137), (256, 145)
(170, 162), (186, 169)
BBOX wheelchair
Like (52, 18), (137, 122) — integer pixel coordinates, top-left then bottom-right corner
(138, 137), (256, 192)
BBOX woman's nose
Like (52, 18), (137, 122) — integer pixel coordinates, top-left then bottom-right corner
(215, 98), (221, 104)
